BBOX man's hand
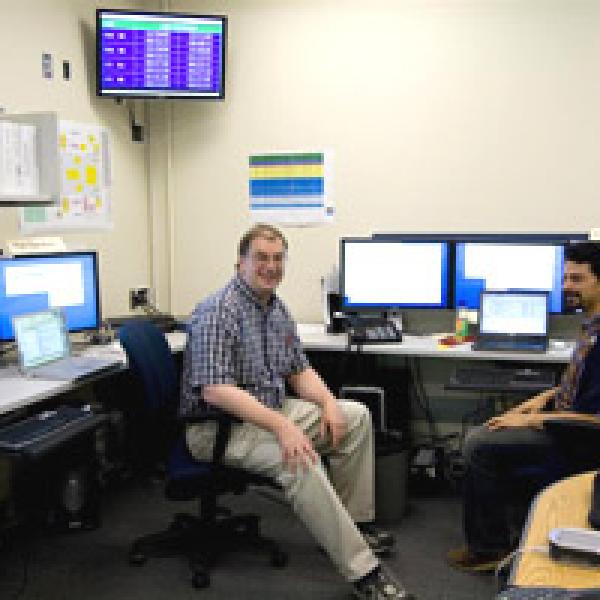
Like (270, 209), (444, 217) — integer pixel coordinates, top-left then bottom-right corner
(319, 397), (347, 449)
(486, 412), (545, 430)
(274, 419), (319, 473)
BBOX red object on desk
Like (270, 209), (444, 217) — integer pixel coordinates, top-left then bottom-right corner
(438, 335), (476, 347)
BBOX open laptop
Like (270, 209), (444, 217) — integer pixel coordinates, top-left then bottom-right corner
(473, 290), (550, 353)
(13, 308), (121, 380)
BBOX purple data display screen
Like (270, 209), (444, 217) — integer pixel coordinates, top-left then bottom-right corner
(97, 11), (226, 98)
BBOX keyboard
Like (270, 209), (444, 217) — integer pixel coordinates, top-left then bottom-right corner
(0, 406), (106, 458)
(497, 587), (600, 599)
(448, 367), (555, 391)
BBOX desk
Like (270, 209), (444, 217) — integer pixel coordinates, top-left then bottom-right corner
(509, 471), (600, 590)
(0, 331), (187, 416)
(298, 324), (573, 364)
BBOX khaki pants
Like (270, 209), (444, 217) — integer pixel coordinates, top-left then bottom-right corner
(186, 398), (379, 582)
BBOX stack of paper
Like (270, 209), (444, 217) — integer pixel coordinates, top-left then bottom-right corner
(0, 121), (39, 196)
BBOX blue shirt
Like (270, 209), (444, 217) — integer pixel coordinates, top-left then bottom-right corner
(570, 315), (600, 415)
(180, 275), (309, 418)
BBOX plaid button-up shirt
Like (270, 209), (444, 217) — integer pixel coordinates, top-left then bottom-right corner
(180, 275), (310, 418)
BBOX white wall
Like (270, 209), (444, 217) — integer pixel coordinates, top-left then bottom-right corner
(168, 0), (600, 322)
(0, 0), (151, 318)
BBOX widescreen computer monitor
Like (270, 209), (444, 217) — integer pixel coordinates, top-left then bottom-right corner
(0, 252), (100, 342)
(97, 10), (226, 99)
(341, 239), (450, 311)
(454, 242), (564, 313)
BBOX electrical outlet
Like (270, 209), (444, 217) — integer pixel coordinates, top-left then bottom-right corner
(129, 287), (150, 309)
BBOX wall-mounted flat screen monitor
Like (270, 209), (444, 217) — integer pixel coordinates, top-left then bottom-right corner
(97, 10), (226, 99)
(0, 252), (100, 342)
(454, 242), (564, 313)
(341, 239), (450, 310)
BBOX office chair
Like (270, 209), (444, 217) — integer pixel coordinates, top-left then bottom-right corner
(118, 321), (287, 589)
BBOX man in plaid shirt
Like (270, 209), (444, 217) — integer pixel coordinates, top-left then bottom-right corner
(181, 224), (415, 600)
(448, 241), (600, 573)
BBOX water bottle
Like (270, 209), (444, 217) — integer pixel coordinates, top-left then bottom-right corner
(61, 468), (85, 528)
(455, 301), (469, 340)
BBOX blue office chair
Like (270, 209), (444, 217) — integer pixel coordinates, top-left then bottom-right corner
(117, 321), (287, 589)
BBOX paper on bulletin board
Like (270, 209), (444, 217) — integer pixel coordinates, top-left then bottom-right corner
(249, 151), (334, 226)
(20, 121), (112, 232)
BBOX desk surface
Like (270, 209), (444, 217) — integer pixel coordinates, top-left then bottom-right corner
(0, 331), (187, 416)
(298, 324), (573, 364)
(511, 471), (600, 589)
(0, 327), (570, 416)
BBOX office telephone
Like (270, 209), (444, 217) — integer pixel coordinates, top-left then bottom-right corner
(347, 315), (403, 344)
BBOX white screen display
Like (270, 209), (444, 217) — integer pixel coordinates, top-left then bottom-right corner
(479, 293), (548, 336)
(342, 241), (447, 308)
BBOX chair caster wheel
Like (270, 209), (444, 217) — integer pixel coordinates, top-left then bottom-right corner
(192, 571), (210, 589)
(271, 549), (288, 568)
(129, 550), (147, 566)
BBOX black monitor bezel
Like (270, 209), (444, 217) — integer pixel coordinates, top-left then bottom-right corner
(96, 9), (227, 100)
(0, 251), (101, 341)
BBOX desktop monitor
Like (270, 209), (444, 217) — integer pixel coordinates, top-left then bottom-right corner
(97, 9), (226, 99)
(0, 252), (101, 342)
(454, 242), (564, 313)
(341, 238), (450, 311)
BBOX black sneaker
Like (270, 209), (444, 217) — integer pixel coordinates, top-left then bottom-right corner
(358, 522), (395, 556)
(353, 567), (415, 600)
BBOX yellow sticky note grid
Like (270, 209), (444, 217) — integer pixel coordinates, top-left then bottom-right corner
(85, 166), (97, 185)
(66, 168), (80, 180)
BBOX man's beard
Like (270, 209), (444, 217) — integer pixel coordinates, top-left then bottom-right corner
(564, 292), (583, 311)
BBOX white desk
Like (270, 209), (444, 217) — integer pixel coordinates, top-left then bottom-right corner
(0, 331), (188, 416)
(297, 324), (573, 364)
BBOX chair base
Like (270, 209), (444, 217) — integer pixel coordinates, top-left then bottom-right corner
(128, 509), (288, 589)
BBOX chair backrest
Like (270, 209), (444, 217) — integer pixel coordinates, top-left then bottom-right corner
(118, 321), (180, 417)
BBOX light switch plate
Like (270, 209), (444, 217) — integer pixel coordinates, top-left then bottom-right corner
(590, 228), (600, 241)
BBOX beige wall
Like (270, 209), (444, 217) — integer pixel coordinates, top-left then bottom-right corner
(3, 2), (600, 324)
(167, 0), (600, 322)
(0, 0), (151, 318)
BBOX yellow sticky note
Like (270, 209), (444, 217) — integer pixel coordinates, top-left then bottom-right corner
(96, 197), (102, 208)
(59, 134), (67, 149)
(74, 155), (81, 165)
(66, 168), (80, 180)
(80, 143), (87, 151)
(62, 198), (70, 213)
(93, 144), (100, 152)
(76, 184), (83, 193)
(85, 166), (97, 185)
(89, 134), (96, 143)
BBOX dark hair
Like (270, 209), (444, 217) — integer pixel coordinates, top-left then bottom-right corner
(565, 242), (600, 279)
(238, 224), (288, 257)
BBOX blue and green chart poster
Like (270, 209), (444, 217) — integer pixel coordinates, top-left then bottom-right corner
(249, 152), (334, 225)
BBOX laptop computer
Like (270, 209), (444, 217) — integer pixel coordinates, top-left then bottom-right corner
(473, 290), (550, 353)
(13, 308), (121, 380)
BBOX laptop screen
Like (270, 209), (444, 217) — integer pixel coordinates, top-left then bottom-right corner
(13, 309), (69, 369)
(479, 291), (549, 336)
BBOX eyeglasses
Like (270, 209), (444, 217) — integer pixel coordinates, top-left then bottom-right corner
(250, 251), (286, 265)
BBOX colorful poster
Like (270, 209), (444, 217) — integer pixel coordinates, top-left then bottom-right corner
(20, 121), (111, 232)
(249, 152), (333, 226)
